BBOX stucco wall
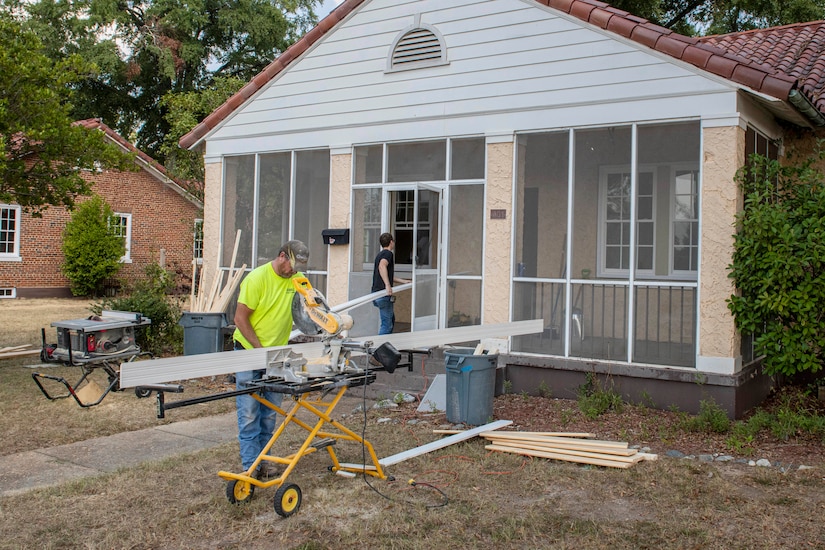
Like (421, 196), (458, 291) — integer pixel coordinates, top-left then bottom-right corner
(483, 140), (514, 323)
(201, 160), (223, 295)
(327, 152), (352, 305)
(698, 125), (745, 371)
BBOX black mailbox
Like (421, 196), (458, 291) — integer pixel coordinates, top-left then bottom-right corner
(322, 228), (349, 245)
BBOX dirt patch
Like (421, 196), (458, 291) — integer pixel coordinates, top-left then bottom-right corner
(494, 391), (825, 468)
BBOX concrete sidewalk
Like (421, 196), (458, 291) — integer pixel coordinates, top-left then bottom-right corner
(0, 395), (374, 498)
(0, 412), (238, 497)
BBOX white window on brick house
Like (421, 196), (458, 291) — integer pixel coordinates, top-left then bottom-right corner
(0, 287), (15, 298)
(0, 204), (21, 261)
(112, 212), (132, 263)
(193, 219), (203, 264)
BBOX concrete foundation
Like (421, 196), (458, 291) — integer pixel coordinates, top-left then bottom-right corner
(361, 347), (774, 419)
(501, 354), (774, 419)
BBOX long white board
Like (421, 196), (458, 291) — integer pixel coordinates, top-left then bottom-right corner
(119, 319), (542, 388)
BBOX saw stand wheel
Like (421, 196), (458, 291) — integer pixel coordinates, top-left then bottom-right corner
(273, 483), (302, 517)
(225, 479), (255, 504)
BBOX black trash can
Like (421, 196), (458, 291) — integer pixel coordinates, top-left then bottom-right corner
(444, 347), (498, 425)
(179, 312), (227, 355)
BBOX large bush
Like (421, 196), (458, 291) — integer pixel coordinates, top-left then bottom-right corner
(61, 195), (124, 296)
(95, 264), (184, 356)
(728, 152), (825, 376)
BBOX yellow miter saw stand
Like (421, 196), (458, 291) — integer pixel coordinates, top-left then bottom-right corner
(218, 277), (403, 516)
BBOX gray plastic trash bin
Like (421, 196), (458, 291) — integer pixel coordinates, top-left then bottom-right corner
(444, 347), (498, 425)
(179, 312), (227, 355)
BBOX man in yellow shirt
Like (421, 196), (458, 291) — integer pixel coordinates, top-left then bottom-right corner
(233, 240), (309, 478)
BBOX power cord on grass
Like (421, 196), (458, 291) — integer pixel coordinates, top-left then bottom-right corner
(358, 356), (449, 509)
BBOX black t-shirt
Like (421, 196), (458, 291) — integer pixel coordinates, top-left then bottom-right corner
(371, 249), (394, 292)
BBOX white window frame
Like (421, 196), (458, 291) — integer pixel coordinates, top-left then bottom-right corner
(0, 287), (16, 298)
(597, 164), (700, 280)
(193, 218), (204, 265)
(669, 164), (700, 277)
(112, 212), (132, 263)
(0, 204), (22, 261)
(597, 166), (656, 278)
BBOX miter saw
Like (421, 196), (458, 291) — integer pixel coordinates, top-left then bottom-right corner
(262, 276), (400, 384)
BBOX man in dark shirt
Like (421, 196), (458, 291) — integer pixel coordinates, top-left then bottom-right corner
(371, 232), (408, 334)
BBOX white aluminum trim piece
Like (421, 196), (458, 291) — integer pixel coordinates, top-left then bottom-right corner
(120, 319), (543, 387)
(378, 420), (512, 467)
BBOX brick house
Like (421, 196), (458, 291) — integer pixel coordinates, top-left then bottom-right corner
(1, 119), (203, 298)
(179, 0), (825, 416)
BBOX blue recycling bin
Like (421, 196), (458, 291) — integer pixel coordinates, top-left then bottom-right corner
(444, 347), (498, 425)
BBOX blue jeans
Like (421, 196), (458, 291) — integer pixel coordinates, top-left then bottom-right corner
(234, 345), (284, 470)
(373, 296), (394, 335)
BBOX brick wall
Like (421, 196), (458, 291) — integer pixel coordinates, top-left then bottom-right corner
(1, 166), (202, 297)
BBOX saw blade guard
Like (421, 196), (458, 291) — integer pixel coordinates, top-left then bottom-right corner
(291, 276), (353, 338)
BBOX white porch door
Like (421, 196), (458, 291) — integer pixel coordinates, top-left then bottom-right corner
(389, 184), (445, 331)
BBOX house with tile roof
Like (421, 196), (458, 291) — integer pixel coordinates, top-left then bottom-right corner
(1, 119), (203, 298)
(179, 0), (825, 417)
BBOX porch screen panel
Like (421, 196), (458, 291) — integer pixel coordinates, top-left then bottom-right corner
(387, 140), (445, 182)
(256, 152), (291, 266)
(573, 127), (631, 281)
(447, 184), (483, 328)
(633, 285), (696, 367)
(511, 281), (565, 356)
(354, 145), (383, 184)
(347, 188), (383, 336)
(294, 150), (330, 275)
(636, 122), (700, 280)
(514, 132), (568, 279)
(447, 279), (482, 328)
(451, 138), (485, 180)
(569, 282), (628, 361)
(447, 184), (483, 276)
(222, 155), (255, 268)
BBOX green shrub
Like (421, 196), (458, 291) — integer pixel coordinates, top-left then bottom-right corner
(577, 373), (624, 419)
(728, 151), (825, 376)
(681, 399), (731, 434)
(95, 264), (183, 356)
(61, 195), (125, 296)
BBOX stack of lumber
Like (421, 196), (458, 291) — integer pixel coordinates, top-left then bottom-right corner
(0, 344), (40, 360)
(482, 431), (657, 469)
(189, 230), (246, 313)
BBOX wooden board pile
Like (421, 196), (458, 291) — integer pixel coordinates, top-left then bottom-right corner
(189, 230), (246, 313)
(0, 344), (40, 360)
(481, 431), (657, 469)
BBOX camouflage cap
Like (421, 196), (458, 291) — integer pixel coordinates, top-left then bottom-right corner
(281, 240), (309, 271)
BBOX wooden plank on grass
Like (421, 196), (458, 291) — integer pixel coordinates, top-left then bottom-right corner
(0, 349), (41, 360)
(487, 439), (638, 457)
(482, 432), (629, 449)
(490, 441), (642, 462)
(378, 420), (512, 467)
(482, 430), (596, 439)
(434, 429), (596, 438)
(485, 444), (635, 469)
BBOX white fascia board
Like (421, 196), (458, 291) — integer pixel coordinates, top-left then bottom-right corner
(203, 92), (736, 157)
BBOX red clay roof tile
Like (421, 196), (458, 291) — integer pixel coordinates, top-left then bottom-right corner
(699, 21), (825, 114)
(179, 0), (825, 149)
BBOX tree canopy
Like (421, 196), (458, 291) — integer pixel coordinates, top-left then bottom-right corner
(612, 0), (825, 35)
(0, 14), (135, 214)
(10, 0), (321, 165)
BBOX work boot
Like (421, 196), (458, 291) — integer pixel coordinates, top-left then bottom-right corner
(258, 461), (283, 479)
